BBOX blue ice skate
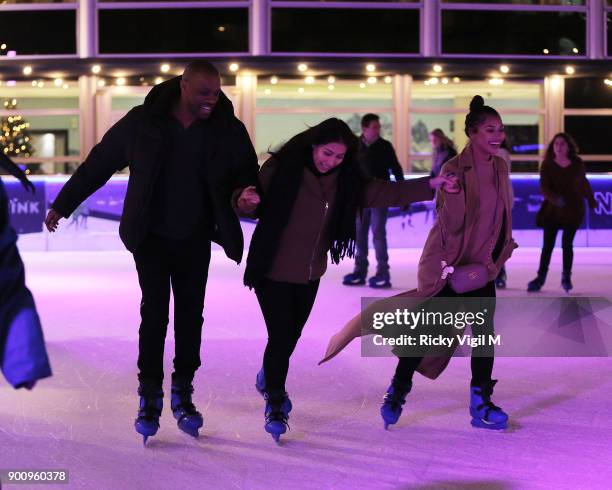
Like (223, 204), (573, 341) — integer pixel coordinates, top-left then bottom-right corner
(381, 378), (412, 430)
(264, 390), (291, 443)
(255, 368), (292, 414)
(470, 380), (508, 430)
(134, 382), (163, 446)
(171, 378), (204, 438)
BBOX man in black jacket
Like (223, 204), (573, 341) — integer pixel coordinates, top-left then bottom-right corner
(45, 61), (260, 443)
(343, 113), (404, 289)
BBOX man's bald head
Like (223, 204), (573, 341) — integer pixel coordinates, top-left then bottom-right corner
(182, 61), (220, 82)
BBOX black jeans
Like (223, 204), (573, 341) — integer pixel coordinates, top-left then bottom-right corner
(537, 225), (578, 277)
(394, 281), (496, 387)
(255, 278), (320, 393)
(133, 230), (211, 385)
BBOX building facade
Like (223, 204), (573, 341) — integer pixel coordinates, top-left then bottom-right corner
(0, 0), (611, 175)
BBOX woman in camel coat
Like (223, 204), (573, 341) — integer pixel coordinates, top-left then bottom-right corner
(321, 96), (518, 431)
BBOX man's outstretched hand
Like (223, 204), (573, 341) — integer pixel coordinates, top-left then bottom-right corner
(44, 209), (62, 232)
(237, 185), (261, 214)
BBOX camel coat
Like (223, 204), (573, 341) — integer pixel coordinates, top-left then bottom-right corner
(320, 144), (518, 379)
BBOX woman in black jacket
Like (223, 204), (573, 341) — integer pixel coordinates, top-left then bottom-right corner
(244, 118), (456, 442)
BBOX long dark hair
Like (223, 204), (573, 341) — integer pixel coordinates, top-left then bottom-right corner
(430, 128), (455, 151)
(543, 132), (580, 167)
(272, 118), (363, 264)
(464, 95), (501, 137)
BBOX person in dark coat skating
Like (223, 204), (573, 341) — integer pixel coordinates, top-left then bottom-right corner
(45, 61), (260, 444)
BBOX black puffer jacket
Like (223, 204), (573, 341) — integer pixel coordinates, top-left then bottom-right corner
(52, 76), (258, 262)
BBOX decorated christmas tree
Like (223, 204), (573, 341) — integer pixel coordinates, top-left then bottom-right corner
(1, 98), (35, 158)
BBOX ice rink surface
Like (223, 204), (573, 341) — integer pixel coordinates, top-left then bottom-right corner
(1, 247), (611, 490)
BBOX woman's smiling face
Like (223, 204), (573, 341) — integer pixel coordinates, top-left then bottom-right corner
(312, 142), (347, 173)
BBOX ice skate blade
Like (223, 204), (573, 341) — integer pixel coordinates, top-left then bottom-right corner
(470, 418), (508, 430)
(266, 429), (284, 444)
(369, 282), (392, 289)
(343, 279), (366, 286)
(176, 416), (203, 438)
(178, 425), (200, 438)
(382, 418), (399, 430)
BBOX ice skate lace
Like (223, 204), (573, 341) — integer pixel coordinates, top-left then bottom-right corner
(139, 396), (162, 419)
(266, 409), (290, 430)
(178, 400), (198, 415)
(475, 388), (502, 417)
(477, 400), (503, 422)
(265, 395), (291, 429)
(383, 389), (407, 409)
(172, 386), (199, 415)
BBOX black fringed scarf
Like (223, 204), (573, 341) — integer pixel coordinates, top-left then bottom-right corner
(244, 149), (362, 289)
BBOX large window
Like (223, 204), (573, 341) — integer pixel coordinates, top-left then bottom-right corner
(410, 80), (543, 173)
(0, 10), (76, 55)
(270, 6), (420, 54)
(565, 77), (612, 109)
(277, 0), (418, 2)
(442, 0), (585, 4)
(98, 8), (249, 54)
(100, 0), (238, 2)
(441, 10), (585, 56)
(564, 77), (612, 172)
(255, 79), (393, 161)
(440, 1), (588, 57)
(0, 0), (75, 3)
(0, 83), (80, 174)
(564, 116), (612, 155)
